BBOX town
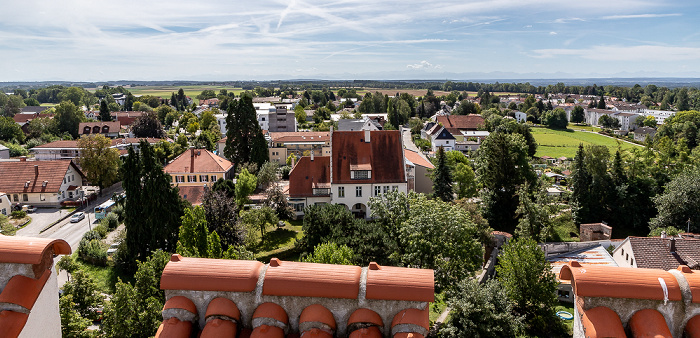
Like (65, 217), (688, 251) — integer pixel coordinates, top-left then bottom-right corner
(0, 80), (699, 337)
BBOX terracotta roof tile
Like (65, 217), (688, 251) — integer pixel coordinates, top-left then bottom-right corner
(155, 317), (193, 338)
(205, 297), (240, 321)
(391, 308), (430, 332)
(300, 304), (337, 330)
(32, 140), (79, 149)
(251, 325), (285, 338)
(331, 131), (405, 184)
(0, 160), (84, 194)
(403, 150), (434, 169)
(163, 296), (197, 314)
(675, 266), (700, 303)
(0, 235), (71, 265)
(686, 315), (700, 337)
(0, 310), (29, 338)
(629, 309), (672, 338)
(201, 318), (237, 338)
(288, 157), (330, 198)
(177, 186), (206, 206)
(164, 148), (233, 174)
(0, 270), (50, 310)
(559, 261), (682, 301)
(435, 115), (485, 135)
(349, 326), (382, 338)
(160, 255), (264, 292)
(393, 333), (425, 338)
(366, 263), (434, 302)
(253, 302), (289, 325)
(262, 259), (361, 299)
(579, 306), (626, 338)
(348, 308), (383, 327)
(628, 237), (700, 270)
(78, 121), (121, 135)
(269, 132), (330, 143)
(300, 328), (333, 337)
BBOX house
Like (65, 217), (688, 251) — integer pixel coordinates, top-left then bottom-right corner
(215, 104), (297, 135)
(177, 186), (206, 206)
(12, 112), (53, 134)
(199, 98), (219, 107)
(584, 108), (641, 131)
(404, 149), (434, 194)
(0, 235), (71, 337)
(78, 121), (121, 138)
(337, 119), (381, 131)
(164, 148), (233, 187)
(641, 109), (676, 125)
(288, 130), (407, 219)
(0, 158), (86, 207)
(0, 144), (9, 159)
(434, 115), (485, 140)
(612, 236), (700, 270)
(19, 106), (50, 114)
(424, 124), (455, 152)
(155, 255), (433, 337)
(634, 127), (657, 142)
(514, 111), (527, 123)
(110, 111), (145, 128)
(545, 172), (566, 185)
(267, 132), (330, 164)
(559, 261), (700, 337)
(0, 192), (10, 215)
(31, 138), (162, 161)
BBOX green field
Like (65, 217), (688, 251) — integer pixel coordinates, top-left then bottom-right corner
(88, 85), (246, 104)
(532, 127), (641, 158)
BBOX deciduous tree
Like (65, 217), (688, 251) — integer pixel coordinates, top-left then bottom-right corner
(54, 101), (85, 138)
(78, 134), (120, 192)
(224, 93), (269, 171)
(132, 111), (165, 138)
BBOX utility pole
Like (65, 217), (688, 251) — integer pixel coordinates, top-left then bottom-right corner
(688, 218), (692, 234)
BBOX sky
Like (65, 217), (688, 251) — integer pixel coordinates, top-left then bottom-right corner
(1, 0), (700, 81)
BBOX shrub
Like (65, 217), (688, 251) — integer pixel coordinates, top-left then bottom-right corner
(280, 165), (292, 180)
(25, 138), (44, 149)
(82, 230), (102, 241)
(94, 224), (108, 238)
(102, 212), (119, 230)
(77, 238), (107, 266)
(10, 210), (26, 219)
(0, 215), (15, 236)
(111, 205), (124, 222)
(1, 142), (28, 157)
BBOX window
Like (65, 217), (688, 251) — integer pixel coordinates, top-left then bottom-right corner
(383, 186), (389, 194)
(200, 175), (209, 182)
(13, 194), (18, 202)
(23, 194), (28, 202)
(313, 188), (330, 196)
(68, 192), (73, 199)
(1, 208), (5, 216)
(338, 187), (345, 198)
(176, 176), (185, 183)
(626, 254), (629, 261)
(392, 186), (398, 191)
(211, 175), (217, 182)
(631, 258), (634, 266)
(72, 175), (75, 181)
(293, 203), (304, 212)
(40, 194), (45, 201)
(188, 175), (197, 182)
(374, 186), (381, 196)
(355, 186), (362, 197)
(352, 170), (370, 179)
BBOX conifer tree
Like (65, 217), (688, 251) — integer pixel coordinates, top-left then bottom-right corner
(571, 144), (592, 225)
(432, 146), (454, 202)
(597, 95), (606, 109)
(170, 92), (179, 111)
(99, 100), (111, 121)
(224, 93), (269, 171)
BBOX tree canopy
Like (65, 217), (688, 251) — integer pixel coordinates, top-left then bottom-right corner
(78, 134), (120, 191)
(224, 94), (269, 171)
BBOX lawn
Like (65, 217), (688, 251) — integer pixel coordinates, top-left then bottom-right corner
(531, 126), (641, 158)
(555, 301), (575, 335)
(253, 220), (304, 262)
(87, 85), (246, 104)
(73, 255), (121, 294)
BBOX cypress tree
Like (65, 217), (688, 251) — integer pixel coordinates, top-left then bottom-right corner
(224, 93), (268, 171)
(170, 92), (179, 111)
(571, 144), (591, 225)
(432, 146), (454, 202)
(99, 100), (111, 121)
(597, 95), (606, 109)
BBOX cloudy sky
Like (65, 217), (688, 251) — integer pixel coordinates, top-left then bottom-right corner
(1, 0), (699, 81)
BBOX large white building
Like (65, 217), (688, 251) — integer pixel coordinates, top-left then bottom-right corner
(288, 130), (408, 219)
(215, 101), (298, 136)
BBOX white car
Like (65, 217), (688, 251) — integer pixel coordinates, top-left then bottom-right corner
(70, 212), (85, 223)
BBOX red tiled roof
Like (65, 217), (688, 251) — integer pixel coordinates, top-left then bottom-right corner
(628, 237), (700, 270)
(111, 137), (162, 146)
(331, 131), (405, 184)
(0, 310), (29, 337)
(164, 148), (233, 174)
(78, 121), (121, 135)
(435, 115), (485, 134)
(686, 315), (700, 337)
(288, 156), (330, 198)
(0, 270), (51, 310)
(12, 113), (52, 124)
(269, 132), (329, 143)
(403, 150), (434, 169)
(177, 186), (205, 206)
(160, 255), (264, 292)
(365, 263), (434, 302)
(579, 306), (626, 338)
(263, 259), (361, 299)
(32, 140), (79, 149)
(629, 309), (673, 337)
(0, 160), (84, 194)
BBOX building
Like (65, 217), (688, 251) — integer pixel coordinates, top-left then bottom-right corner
(31, 138), (162, 161)
(0, 192), (10, 215)
(434, 115), (486, 140)
(155, 255), (433, 337)
(560, 261), (700, 337)
(423, 124), (455, 152)
(612, 236), (700, 270)
(0, 235), (71, 337)
(579, 223), (612, 242)
(78, 121), (120, 138)
(584, 108), (641, 131)
(546, 244), (618, 303)
(634, 127), (657, 142)
(164, 148), (233, 187)
(0, 158), (86, 207)
(641, 109), (676, 125)
(110, 111), (145, 128)
(267, 104), (297, 132)
(288, 130), (407, 219)
(0, 144), (9, 159)
(404, 149), (434, 194)
(337, 119), (381, 131)
(267, 132), (330, 164)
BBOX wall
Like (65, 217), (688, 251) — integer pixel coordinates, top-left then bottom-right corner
(0, 194), (11, 215)
(170, 170), (228, 187)
(19, 268), (61, 338)
(0, 148), (9, 159)
(611, 239), (636, 268)
(332, 183), (407, 219)
(414, 165), (433, 195)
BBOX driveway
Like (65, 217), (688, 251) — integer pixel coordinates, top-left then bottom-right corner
(16, 207), (67, 237)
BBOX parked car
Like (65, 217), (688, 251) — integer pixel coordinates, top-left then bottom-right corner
(107, 242), (120, 256)
(70, 212), (85, 223)
(22, 205), (37, 213)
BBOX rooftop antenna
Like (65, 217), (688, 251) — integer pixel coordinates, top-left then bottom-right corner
(688, 218), (692, 234)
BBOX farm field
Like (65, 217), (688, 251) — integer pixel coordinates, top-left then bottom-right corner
(354, 88), (521, 98)
(88, 85), (246, 104)
(531, 127), (641, 158)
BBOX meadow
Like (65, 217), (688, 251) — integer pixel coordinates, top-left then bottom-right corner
(531, 126), (641, 158)
(88, 85), (246, 104)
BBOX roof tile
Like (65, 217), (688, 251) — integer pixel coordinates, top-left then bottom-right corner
(0, 160), (83, 194)
(205, 297), (240, 321)
(0, 310), (29, 338)
(629, 309), (672, 338)
(160, 255), (264, 292)
(262, 260), (361, 299)
(0, 270), (51, 311)
(164, 148), (233, 174)
(579, 306), (626, 338)
(288, 157), (330, 198)
(331, 131), (405, 184)
(0, 235), (71, 265)
(366, 263), (434, 302)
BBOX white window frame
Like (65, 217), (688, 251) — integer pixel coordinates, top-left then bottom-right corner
(355, 186), (362, 197)
(338, 187), (345, 198)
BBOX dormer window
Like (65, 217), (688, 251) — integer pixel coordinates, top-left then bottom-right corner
(351, 170), (370, 179)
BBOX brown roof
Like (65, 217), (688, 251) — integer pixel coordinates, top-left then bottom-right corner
(78, 121), (121, 135)
(164, 148), (233, 174)
(12, 113), (52, 124)
(288, 156), (330, 198)
(628, 237), (700, 270)
(110, 111), (145, 126)
(0, 160), (84, 194)
(269, 131), (329, 143)
(404, 149), (434, 169)
(32, 140), (79, 149)
(331, 131), (405, 184)
(177, 186), (205, 205)
(435, 115), (485, 134)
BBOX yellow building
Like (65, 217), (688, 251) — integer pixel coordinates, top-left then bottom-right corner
(164, 148), (233, 187)
(268, 132), (330, 164)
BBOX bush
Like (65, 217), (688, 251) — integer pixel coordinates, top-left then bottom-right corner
(77, 238), (107, 266)
(25, 138), (44, 149)
(82, 230), (103, 241)
(102, 212), (119, 230)
(0, 215), (15, 236)
(94, 224), (108, 238)
(10, 210), (26, 219)
(111, 205), (125, 222)
(280, 165), (292, 180)
(1, 142), (28, 157)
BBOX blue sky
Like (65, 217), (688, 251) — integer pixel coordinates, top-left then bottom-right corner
(1, 0), (699, 81)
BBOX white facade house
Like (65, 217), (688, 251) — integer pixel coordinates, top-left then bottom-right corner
(0, 192), (10, 215)
(0, 159), (87, 207)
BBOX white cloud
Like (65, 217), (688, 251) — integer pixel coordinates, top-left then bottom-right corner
(532, 45), (700, 61)
(406, 60), (442, 70)
(602, 13), (681, 20)
(549, 31), (557, 35)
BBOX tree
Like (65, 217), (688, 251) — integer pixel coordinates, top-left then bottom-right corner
(432, 146), (454, 202)
(650, 167), (700, 232)
(122, 141), (184, 270)
(61, 269), (103, 320)
(570, 144), (592, 225)
(598, 114), (620, 129)
(0, 116), (25, 142)
(302, 242), (354, 265)
(201, 188), (245, 247)
(597, 95), (606, 109)
(99, 100), (112, 121)
(257, 161), (278, 190)
(211, 178), (236, 198)
(264, 183), (293, 219)
(571, 105), (585, 123)
(78, 134), (120, 192)
(2, 95), (25, 117)
(641, 115), (658, 128)
(235, 168), (257, 207)
(60, 294), (92, 338)
(453, 162), (476, 199)
(224, 94), (269, 171)
(515, 182), (554, 242)
(199, 110), (217, 130)
(54, 101), (85, 138)
(496, 238), (566, 337)
(132, 111), (165, 138)
(177, 206), (210, 257)
(477, 131), (536, 232)
(542, 108), (568, 129)
(438, 279), (523, 338)
(59, 87), (85, 107)
(295, 104), (306, 124)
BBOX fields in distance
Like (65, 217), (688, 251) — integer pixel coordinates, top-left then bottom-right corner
(531, 126), (641, 159)
(88, 85), (246, 104)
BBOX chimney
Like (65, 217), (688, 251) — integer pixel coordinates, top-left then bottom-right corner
(310, 151), (314, 161)
(661, 231), (667, 239)
(291, 155), (296, 168)
(670, 238), (676, 253)
(34, 165), (39, 176)
(190, 147), (195, 173)
(364, 129), (371, 143)
(19, 156), (27, 162)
